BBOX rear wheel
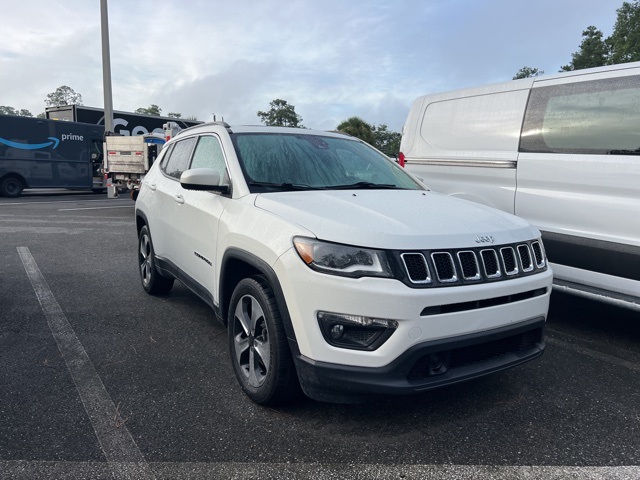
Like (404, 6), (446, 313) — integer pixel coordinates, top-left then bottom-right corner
(0, 176), (24, 198)
(138, 225), (174, 295)
(228, 276), (299, 405)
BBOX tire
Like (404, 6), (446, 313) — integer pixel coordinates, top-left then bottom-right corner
(138, 225), (174, 295)
(0, 176), (24, 198)
(228, 276), (299, 405)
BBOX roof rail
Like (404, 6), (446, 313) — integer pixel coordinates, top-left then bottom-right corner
(174, 121), (233, 137)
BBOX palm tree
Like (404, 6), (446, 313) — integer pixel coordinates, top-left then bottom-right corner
(336, 116), (375, 145)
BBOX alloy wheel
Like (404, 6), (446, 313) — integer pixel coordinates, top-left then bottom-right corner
(232, 294), (271, 388)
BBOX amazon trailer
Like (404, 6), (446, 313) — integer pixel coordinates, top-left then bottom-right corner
(45, 105), (201, 136)
(0, 115), (105, 197)
(104, 134), (165, 198)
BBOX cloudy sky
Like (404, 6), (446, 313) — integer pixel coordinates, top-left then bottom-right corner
(0, 0), (621, 131)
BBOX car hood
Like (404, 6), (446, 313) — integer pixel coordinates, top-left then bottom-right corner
(254, 190), (538, 250)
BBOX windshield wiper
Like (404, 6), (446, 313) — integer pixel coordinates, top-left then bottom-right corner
(329, 181), (400, 190)
(248, 181), (322, 191)
(608, 148), (640, 155)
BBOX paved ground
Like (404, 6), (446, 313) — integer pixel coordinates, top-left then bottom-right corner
(0, 190), (638, 480)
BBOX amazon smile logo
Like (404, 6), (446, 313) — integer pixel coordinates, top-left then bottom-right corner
(0, 136), (60, 150)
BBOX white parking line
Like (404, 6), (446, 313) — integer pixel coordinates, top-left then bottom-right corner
(0, 461), (638, 480)
(17, 247), (154, 480)
(58, 205), (135, 211)
(0, 199), (131, 207)
(10, 247), (638, 480)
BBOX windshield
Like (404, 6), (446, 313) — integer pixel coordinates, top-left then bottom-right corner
(231, 133), (423, 192)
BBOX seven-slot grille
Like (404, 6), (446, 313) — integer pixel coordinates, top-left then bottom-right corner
(399, 240), (546, 287)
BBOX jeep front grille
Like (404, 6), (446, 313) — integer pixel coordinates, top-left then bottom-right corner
(501, 247), (518, 275)
(457, 251), (481, 281)
(431, 252), (457, 282)
(400, 253), (431, 284)
(398, 240), (547, 288)
(531, 241), (546, 268)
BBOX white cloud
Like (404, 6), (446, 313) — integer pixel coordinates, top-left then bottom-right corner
(0, 0), (622, 131)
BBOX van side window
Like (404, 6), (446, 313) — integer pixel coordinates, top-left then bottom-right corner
(190, 135), (229, 183)
(420, 90), (529, 152)
(162, 137), (196, 179)
(520, 75), (640, 155)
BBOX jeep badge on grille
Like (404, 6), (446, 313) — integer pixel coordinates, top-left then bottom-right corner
(475, 235), (495, 244)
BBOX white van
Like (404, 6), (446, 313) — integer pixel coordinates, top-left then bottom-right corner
(400, 62), (640, 311)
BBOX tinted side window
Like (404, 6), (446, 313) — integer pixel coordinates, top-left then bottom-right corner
(162, 137), (196, 179)
(520, 75), (640, 154)
(190, 135), (229, 182)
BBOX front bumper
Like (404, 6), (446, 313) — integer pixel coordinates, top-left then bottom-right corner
(275, 248), (552, 368)
(294, 316), (545, 402)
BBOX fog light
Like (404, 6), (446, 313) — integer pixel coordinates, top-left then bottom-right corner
(330, 324), (344, 340)
(317, 311), (398, 351)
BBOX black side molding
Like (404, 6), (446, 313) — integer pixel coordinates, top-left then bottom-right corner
(542, 231), (640, 282)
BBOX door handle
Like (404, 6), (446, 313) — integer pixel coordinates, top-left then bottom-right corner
(148, 183), (157, 191)
(174, 194), (185, 205)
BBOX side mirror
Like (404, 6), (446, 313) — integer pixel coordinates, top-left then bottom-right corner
(180, 168), (230, 194)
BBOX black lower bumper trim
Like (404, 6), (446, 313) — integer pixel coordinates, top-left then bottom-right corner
(294, 317), (545, 402)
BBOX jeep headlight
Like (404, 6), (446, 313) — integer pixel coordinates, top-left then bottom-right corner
(293, 237), (393, 278)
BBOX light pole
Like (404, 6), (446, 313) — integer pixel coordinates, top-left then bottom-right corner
(100, 0), (114, 134)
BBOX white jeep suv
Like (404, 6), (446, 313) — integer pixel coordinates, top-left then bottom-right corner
(135, 123), (552, 404)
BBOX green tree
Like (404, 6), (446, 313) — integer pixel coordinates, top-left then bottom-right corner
(336, 116), (375, 145)
(167, 112), (182, 119)
(608, 1), (640, 64)
(513, 67), (545, 80)
(560, 26), (610, 71)
(135, 104), (162, 116)
(257, 99), (303, 127)
(0, 106), (33, 117)
(372, 124), (401, 155)
(337, 117), (401, 154)
(45, 85), (83, 107)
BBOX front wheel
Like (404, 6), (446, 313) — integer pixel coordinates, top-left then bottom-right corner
(0, 177), (24, 197)
(138, 225), (174, 295)
(228, 277), (299, 405)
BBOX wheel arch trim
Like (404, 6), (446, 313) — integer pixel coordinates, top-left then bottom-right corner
(220, 248), (300, 356)
(135, 209), (149, 234)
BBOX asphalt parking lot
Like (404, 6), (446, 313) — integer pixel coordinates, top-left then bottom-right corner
(1, 190), (639, 480)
